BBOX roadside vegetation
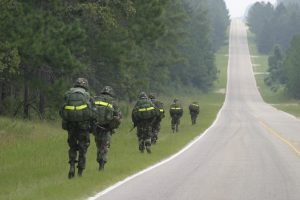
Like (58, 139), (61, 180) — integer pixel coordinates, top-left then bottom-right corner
(247, 0), (300, 117)
(0, 0), (230, 199)
(0, 44), (228, 200)
(248, 29), (300, 117)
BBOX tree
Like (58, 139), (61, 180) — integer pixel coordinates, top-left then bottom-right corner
(285, 35), (300, 98)
(264, 45), (286, 91)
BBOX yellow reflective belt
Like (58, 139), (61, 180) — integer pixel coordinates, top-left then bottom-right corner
(160, 109), (164, 112)
(64, 104), (88, 110)
(138, 107), (155, 112)
(192, 104), (199, 107)
(95, 101), (113, 108)
(171, 107), (182, 110)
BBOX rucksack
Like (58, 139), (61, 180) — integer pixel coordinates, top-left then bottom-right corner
(189, 103), (199, 113)
(132, 99), (158, 120)
(94, 95), (114, 125)
(60, 87), (92, 122)
(153, 100), (165, 119)
(170, 103), (183, 117)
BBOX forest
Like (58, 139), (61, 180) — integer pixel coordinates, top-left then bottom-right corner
(247, 0), (300, 98)
(0, 0), (229, 119)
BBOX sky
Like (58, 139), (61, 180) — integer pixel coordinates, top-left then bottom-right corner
(224, 0), (277, 18)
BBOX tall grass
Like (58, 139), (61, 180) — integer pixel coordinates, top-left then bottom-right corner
(247, 31), (300, 117)
(0, 45), (228, 200)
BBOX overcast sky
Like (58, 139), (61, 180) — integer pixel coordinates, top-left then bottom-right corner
(224, 0), (277, 18)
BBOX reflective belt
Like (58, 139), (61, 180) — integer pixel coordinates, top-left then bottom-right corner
(192, 104), (199, 107)
(95, 101), (113, 108)
(160, 109), (164, 112)
(138, 107), (155, 112)
(171, 107), (182, 110)
(64, 104), (88, 110)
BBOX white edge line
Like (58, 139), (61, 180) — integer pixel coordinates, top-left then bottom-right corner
(87, 20), (234, 200)
(87, 103), (224, 200)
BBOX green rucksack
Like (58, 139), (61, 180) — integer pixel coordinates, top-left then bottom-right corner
(153, 100), (165, 119)
(132, 99), (158, 120)
(60, 87), (92, 122)
(94, 95), (114, 125)
(189, 103), (199, 113)
(170, 103), (183, 117)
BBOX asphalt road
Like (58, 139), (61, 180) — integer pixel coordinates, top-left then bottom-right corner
(89, 19), (300, 200)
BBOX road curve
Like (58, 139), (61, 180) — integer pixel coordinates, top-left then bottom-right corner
(89, 19), (300, 200)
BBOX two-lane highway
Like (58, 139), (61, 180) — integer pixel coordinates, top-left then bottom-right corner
(89, 19), (300, 200)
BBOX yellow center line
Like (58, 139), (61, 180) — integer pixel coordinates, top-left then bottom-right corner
(259, 120), (300, 156)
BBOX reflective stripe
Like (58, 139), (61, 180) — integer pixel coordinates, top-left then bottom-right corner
(160, 109), (164, 112)
(192, 104), (199, 107)
(138, 107), (155, 112)
(95, 101), (113, 108)
(64, 104), (88, 110)
(171, 107), (182, 110)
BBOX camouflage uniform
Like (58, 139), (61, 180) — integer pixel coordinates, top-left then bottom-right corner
(169, 98), (183, 133)
(60, 78), (95, 179)
(149, 93), (165, 144)
(132, 92), (157, 153)
(189, 102), (200, 125)
(93, 86), (122, 170)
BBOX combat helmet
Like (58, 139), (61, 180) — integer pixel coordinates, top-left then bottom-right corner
(139, 91), (148, 99)
(101, 86), (115, 96)
(148, 93), (156, 100)
(74, 78), (89, 90)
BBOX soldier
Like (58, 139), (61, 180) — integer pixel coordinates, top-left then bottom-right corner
(148, 93), (165, 144)
(59, 78), (95, 179)
(189, 102), (200, 125)
(132, 92), (158, 153)
(93, 86), (122, 170)
(169, 98), (183, 133)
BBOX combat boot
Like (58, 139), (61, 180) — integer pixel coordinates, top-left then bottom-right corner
(77, 167), (84, 177)
(145, 145), (151, 154)
(68, 164), (75, 179)
(139, 140), (145, 153)
(99, 159), (106, 171)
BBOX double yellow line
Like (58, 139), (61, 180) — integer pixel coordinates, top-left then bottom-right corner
(259, 120), (300, 156)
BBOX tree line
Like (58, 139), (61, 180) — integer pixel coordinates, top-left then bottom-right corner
(247, 0), (300, 98)
(0, 0), (229, 119)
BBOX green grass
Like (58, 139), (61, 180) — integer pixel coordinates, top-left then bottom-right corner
(247, 31), (300, 117)
(0, 45), (229, 200)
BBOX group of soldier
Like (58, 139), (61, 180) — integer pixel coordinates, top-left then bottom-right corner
(59, 78), (200, 179)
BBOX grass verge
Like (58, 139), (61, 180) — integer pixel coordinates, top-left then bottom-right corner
(247, 31), (300, 117)
(0, 45), (228, 200)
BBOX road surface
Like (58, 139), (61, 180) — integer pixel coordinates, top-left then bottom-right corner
(89, 19), (300, 200)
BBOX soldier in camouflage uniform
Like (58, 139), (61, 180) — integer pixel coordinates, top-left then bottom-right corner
(132, 92), (157, 153)
(148, 93), (165, 144)
(189, 102), (200, 125)
(93, 86), (122, 170)
(60, 78), (95, 179)
(169, 98), (183, 133)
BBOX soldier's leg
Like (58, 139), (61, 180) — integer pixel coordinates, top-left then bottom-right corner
(67, 130), (78, 179)
(144, 124), (152, 153)
(171, 117), (176, 133)
(77, 130), (90, 176)
(176, 118), (180, 132)
(137, 126), (144, 153)
(151, 122), (159, 144)
(97, 130), (111, 170)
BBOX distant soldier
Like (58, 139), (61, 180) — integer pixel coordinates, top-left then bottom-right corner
(189, 102), (200, 125)
(169, 98), (183, 133)
(59, 78), (95, 179)
(148, 93), (165, 144)
(93, 86), (122, 170)
(132, 92), (158, 153)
